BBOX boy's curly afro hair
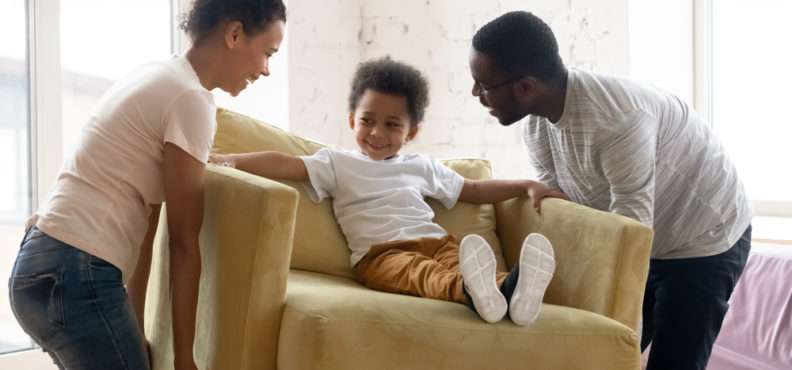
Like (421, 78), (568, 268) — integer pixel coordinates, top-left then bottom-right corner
(348, 56), (430, 125)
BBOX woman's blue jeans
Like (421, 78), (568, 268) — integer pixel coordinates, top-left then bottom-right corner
(8, 227), (150, 370)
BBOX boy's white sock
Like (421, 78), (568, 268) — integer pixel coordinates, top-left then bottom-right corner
(459, 234), (507, 323)
(509, 233), (555, 326)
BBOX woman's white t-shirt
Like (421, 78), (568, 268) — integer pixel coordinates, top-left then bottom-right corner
(300, 148), (465, 266)
(28, 55), (216, 283)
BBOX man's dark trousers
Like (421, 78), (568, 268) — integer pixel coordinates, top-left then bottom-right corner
(641, 225), (752, 370)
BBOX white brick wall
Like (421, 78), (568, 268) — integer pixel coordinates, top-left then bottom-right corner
(288, 0), (629, 179)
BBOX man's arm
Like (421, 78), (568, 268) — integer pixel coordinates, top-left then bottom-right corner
(458, 178), (569, 213)
(600, 112), (657, 226)
(209, 151), (308, 182)
(523, 118), (561, 191)
(163, 143), (205, 370)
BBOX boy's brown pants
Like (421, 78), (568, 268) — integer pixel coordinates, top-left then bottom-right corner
(354, 235), (507, 305)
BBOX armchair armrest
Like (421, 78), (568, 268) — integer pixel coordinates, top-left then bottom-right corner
(495, 197), (653, 331)
(146, 164), (298, 370)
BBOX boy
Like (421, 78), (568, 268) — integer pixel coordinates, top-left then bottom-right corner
(210, 57), (566, 325)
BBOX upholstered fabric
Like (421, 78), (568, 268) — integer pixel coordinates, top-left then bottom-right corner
(212, 108), (351, 278)
(212, 108), (507, 275)
(280, 270), (641, 370)
(147, 108), (654, 370)
(495, 197), (653, 332)
(146, 165), (298, 370)
(706, 244), (792, 370)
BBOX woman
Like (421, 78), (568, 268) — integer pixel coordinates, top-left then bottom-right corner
(8, 1), (286, 369)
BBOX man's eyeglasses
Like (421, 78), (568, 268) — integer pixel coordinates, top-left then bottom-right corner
(475, 75), (525, 94)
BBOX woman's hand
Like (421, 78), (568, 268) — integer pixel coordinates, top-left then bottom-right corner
(174, 356), (198, 370)
(144, 339), (153, 368)
(208, 153), (236, 168)
(526, 182), (570, 214)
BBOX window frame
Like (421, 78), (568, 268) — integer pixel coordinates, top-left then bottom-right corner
(28, 0), (63, 212)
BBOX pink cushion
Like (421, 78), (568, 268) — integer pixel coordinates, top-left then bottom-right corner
(642, 245), (792, 369)
(709, 245), (792, 369)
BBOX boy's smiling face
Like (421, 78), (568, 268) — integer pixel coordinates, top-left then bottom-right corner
(349, 89), (418, 161)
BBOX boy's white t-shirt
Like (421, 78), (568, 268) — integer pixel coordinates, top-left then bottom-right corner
(300, 148), (466, 266)
(28, 54), (216, 283)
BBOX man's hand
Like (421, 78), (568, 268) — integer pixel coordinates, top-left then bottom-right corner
(526, 182), (570, 214)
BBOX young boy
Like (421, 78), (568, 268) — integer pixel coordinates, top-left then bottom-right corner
(210, 57), (566, 325)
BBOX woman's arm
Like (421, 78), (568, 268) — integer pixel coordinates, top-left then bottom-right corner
(126, 203), (161, 360)
(209, 151), (309, 182)
(163, 143), (205, 370)
(458, 178), (569, 213)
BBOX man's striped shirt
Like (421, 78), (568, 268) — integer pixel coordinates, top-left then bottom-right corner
(522, 67), (752, 259)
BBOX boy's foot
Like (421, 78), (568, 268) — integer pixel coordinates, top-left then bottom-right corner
(459, 234), (507, 323)
(509, 233), (555, 326)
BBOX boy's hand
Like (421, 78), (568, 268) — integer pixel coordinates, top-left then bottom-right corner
(526, 182), (570, 214)
(208, 153), (236, 168)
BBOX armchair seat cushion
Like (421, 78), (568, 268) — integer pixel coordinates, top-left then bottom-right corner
(278, 269), (641, 370)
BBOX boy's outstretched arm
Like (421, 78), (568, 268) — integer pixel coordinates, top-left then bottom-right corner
(209, 152), (309, 182)
(458, 179), (570, 214)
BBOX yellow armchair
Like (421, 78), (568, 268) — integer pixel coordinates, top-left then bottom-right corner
(147, 108), (652, 370)
(496, 197), (652, 333)
(146, 165), (298, 369)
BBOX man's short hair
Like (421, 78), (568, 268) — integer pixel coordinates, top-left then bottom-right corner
(348, 56), (430, 125)
(182, 0), (287, 45)
(473, 11), (565, 80)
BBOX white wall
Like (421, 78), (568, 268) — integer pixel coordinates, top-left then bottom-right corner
(288, 0), (630, 179)
(628, 0), (694, 106)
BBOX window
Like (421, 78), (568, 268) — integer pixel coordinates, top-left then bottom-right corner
(710, 0), (792, 209)
(0, 0), (173, 357)
(630, 0), (792, 227)
(60, 0), (173, 156)
(0, 0), (33, 355)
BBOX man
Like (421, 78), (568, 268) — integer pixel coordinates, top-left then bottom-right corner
(468, 11), (753, 370)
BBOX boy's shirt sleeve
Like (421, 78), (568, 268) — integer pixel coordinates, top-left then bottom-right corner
(298, 148), (338, 203)
(422, 155), (465, 210)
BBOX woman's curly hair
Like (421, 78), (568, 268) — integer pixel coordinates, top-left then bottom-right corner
(182, 0), (286, 45)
